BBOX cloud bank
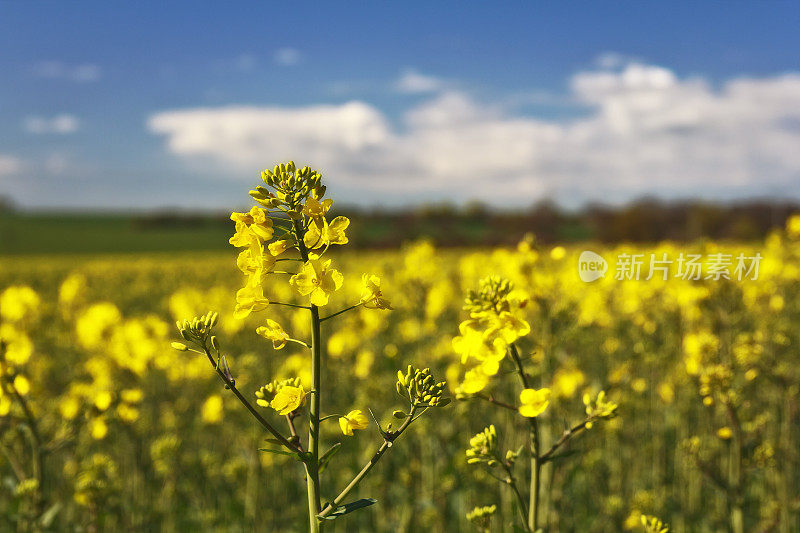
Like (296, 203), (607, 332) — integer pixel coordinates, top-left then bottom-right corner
(148, 61), (800, 205)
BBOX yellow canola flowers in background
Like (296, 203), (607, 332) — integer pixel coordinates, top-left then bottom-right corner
(0, 215), (799, 531)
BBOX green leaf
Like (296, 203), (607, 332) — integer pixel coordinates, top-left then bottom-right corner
(319, 498), (378, 520)
(318, 442), (341, 474)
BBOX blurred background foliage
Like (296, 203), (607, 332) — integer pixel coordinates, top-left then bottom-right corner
(2, 198), (798, 254)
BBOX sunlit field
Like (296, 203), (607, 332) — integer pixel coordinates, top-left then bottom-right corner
(2, 215), (799, 530)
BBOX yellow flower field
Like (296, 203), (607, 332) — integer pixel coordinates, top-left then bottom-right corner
(1, 213), (799, 531)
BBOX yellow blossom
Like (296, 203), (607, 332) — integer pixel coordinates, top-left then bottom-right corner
(116, 403), (140, 423)
(202, 395), (224, 424)
(120, 388), (143, 403)
(459, 366), (491, 394)
(13, 375), (30, 396)
(302, 196), (333, 225)
(229, 207), (274, 246)
(338, 409), (369, 436)
(360, 274), (393, 310)
(268, 239), (292, 256)
(270, 385), (307, 415)
(304, 216), (350, 249)
(787, 213), (800, 238)
(452, 321), (506, 365)
(94, 390), (113, 411)
(234, 284), (270, 319)
(90, 418), (108, 440)
(552, 367), (586, 398)
(256, 319), (290, 349)
(484, 312), (530, 344)
(59, 396), (81, 420)
(519, 388), (551, 418)
(289, 259), (343, 306)
(550, 246), (566, 260)
(0, 285), (40, 323)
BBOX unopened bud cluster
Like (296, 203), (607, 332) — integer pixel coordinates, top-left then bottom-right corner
(583, 390), (619, 426)
(249, 161), (326, 215)
(396, 365), (449, 408)
(466, 504), (497, 522)
(464, 276), (515, 316)
(172, 311), (218, 350)
(466, 425), (498, 466)
(640, 514), (670, 533)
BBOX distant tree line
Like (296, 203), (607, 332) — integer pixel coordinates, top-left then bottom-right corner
(2, 197), (798, 249)
(127, 198), (800, 247)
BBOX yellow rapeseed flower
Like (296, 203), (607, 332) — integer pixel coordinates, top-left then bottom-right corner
(202, 395), (224, 424)
(459, 366), (491, 394)
(360, 274), (393, 310)
(234, 284), (270, 319)
(256, 319), (290, 349)
(229, 207), (274, 246)
(0, 285), (40, 323)
(90, 418), (108, 440)
(270, 385), (307, 415)
(94, 390), (113, 411)
(338, 409), (369, 436)
(302, 196), (333, 226)
(786, 213), (800, 238)
(519, 388), (551, 418)
(59, 396), (81, 420)
(289, 259), (343, 306)
(304, 216), (350, 249)
(13, 375), (30, 396)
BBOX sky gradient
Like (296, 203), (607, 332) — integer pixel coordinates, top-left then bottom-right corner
(2, 2), (800, 209)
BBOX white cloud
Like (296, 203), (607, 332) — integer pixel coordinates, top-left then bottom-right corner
(395, 69), (446, 94)
(148, 102), (390, 170)
(24, 114), (80, 134)
(148, 61), (800, 205)
(0, 155), (23, 177)
(32, 61), (101, 82)
(273, 48), (301, 66)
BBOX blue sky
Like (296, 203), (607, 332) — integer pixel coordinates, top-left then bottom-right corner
(2, 2), (799, 209)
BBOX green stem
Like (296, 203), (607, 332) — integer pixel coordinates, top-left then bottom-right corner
(320, 303), (363, 322)
(540, 420), (589, 462)
(271, 301), (311, 310)
(201, 347), (298, 453)
(474, 393), (518, 411)
(318, 407), (417, 518)
(508, 343), (541, 532)
(502, 462), (531, 531)
(725, 401), (744, 533)
(293, 218), (323, 532)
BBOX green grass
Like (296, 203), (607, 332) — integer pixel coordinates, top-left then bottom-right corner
(0, 213), (232, 255)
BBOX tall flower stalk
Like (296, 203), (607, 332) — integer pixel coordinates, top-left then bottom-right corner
(456, 276), (618, 532)
(172, 162), (448, 531)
